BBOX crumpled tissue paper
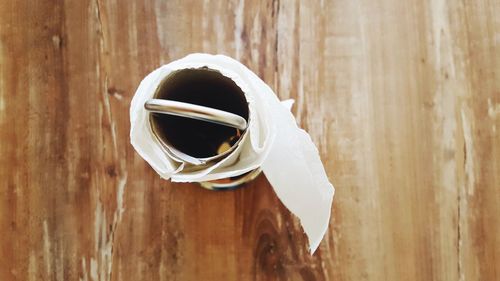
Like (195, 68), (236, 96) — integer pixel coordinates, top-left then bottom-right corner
(130, 53), (334, 253)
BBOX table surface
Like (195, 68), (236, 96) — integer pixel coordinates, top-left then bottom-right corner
(1, 0), (499, 280)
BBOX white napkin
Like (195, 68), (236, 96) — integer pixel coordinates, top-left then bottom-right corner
(130, 53), (334, 253)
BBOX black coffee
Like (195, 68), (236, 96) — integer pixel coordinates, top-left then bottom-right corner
(150, 68), (249, 158)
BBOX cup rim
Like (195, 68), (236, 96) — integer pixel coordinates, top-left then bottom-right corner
(148, 67), (250, 165)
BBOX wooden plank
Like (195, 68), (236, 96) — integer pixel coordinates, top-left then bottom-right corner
(0, 0), (498, 280)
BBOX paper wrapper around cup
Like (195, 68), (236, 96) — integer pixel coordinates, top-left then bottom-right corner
(130, 53), (335, 254)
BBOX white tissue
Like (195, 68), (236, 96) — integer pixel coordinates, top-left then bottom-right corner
(130, 53), (334, 253)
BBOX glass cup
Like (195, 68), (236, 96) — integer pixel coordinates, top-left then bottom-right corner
(145, 67), (261, 189)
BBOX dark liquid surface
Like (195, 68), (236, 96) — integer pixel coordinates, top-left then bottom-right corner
(151, 68), (249, 158)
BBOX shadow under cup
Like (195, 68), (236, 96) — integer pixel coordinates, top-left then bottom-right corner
(149, 67), (250, 163)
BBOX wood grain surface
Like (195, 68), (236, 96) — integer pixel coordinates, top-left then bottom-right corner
(1, 0), (499, 280)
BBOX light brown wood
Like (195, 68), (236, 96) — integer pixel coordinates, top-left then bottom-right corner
(1, 0), (499, 280)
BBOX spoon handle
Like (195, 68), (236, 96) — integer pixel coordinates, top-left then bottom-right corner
(144, 99), (248, 130)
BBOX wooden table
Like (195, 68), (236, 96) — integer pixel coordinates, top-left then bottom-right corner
(1, 0), (499, 280)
